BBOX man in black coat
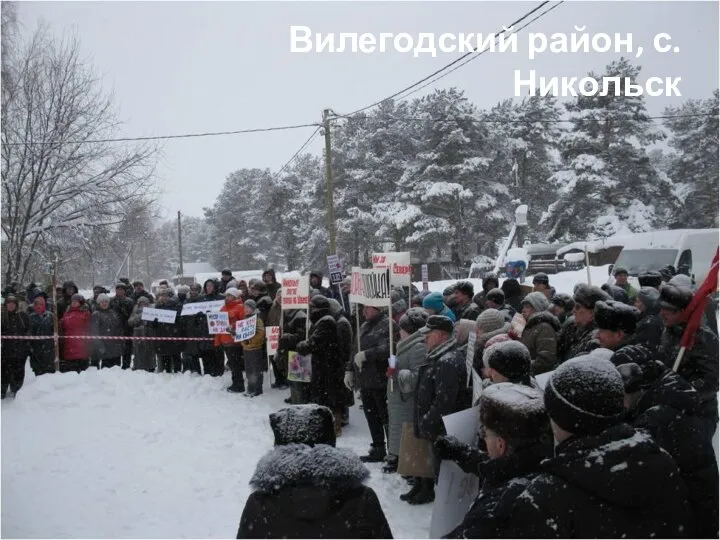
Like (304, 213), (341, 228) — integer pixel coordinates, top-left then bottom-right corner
(345, 305), (399, 463)
(179, 283), (207, 375)
(556, 284), (611, 362)
(55, 280), (79, 320)
(1, 296), (30, 398)
(131, 281), (154, 304)
(498, 354), (692, 538)
(111, 283), (136, 369)
(237, 404), (392, 539)
(593, 300), (640, 352)
(309, 270), (333, 298)
(612, 345), (719, 539)
(452, 281), (481, 321)
(329, 298), (354, 428)
(632, 286), (664, 351)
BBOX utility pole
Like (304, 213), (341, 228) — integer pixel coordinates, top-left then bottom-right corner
(323, 109), (337, 255)
(177, 210), (184, 277)
(144, 233), (150, 285)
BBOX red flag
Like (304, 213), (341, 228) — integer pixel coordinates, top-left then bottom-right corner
(679, 248), (719, 350)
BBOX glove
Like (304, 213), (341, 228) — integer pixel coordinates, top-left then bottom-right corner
(353, 351), (367, 371)
(434, 435), (465, 461)
(344, 371), (355, 391)
(386, 366), (398, 379)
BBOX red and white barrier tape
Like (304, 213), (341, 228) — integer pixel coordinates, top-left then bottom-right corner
(0, 335), (214, 341)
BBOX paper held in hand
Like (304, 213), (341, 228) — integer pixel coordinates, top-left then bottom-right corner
(180, 300), (224, 316)
(234, 315), (257, 342)
(206, 312), (230, 335)
(266, 326), (280, 357)
(141, 307), (177, 324)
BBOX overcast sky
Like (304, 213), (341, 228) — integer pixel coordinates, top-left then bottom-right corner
(16, 1), (719, 219)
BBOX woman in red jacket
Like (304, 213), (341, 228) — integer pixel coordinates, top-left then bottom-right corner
(59, 294), (92, 373)
(215, 288), (246, 393)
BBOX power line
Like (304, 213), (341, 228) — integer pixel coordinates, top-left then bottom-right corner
(2, 121), (321, 147)
(378, 112), (718, 125)
(330, 0), (556, 120)
(271, 126), (321, 180)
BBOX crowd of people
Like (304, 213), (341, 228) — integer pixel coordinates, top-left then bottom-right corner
(2, 263), (718, 538)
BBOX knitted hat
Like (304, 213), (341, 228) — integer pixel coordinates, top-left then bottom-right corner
(224, 287), (240, 298)
(476, 308), (506, 334)
(486, 288), (505, 306)
(636, 287), (660, 311)
(269, 404), (336, 447)
(594, 300), (639, 333)
(659, 283), (693, 311)
(97, 293), (110, 304)
(551, 293), (575, 312)
(573, 284), (611, 310)
(422, 292), (446, 313)
(137, 296), (150, 306)
(399, 307), (429, 334)
(480, 383), (548, 441)
(544, 355), (625, 436)
(483, 341), (531, 384)
(521, 291), (550, 312)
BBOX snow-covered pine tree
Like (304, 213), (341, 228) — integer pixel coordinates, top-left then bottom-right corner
(663, 90), (719, 228)
(541, 57), (670, 241)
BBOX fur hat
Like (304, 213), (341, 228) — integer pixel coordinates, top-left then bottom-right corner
(5, 295), (18, 306)
(594, 300), (639, 333)
(399, 308), (429, 334)
(244, 299), (257, 313)
(132, 280), (144, 288)
(486, 288), (505, 306)
(636, 287), (660, 311)
(392, 298), (408, 316)
(659, 283), (693, 311)
(96, 293), (110, 305)
(573, 284), (611, 310)
(521, 292), (550, 312)
(137, 296), (150, 306)
(601, 284), (630, 305)
(454, 281), (474, 299)
(638, 271), (663, 289)
(310, 295), (330, 310)
(480, 383), (547, 441)
(551, 292), (575, 312)
(483, 273), (499, 290)
(224, 287), (240, 298)
(442, 285), (456, 297)
(544, 355), (625, 436)
(269, 405), (336, 447)
(482, 341), (531, 384)
(532, 273), (550, 285)
(476, 309), (506, 334)
(418, 315), (454, 335)
(609, 343), (654, 368)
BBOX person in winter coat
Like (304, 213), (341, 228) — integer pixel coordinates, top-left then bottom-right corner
(91, 294), (125, 369)
(131, 281), (154, 304)
(445, 383), (552, 539)
(216, 288), (246, 392)
(422, 291), (456, 322)
(517, 292), (560, 375)
(265, 291), (286, 388)
(199, 278), (225, 377)
(261, 269), (281, 300)
(59, 294), (92, 372)
(413, 315), (470, 504)
(328, 298), (354, 425)
(1, 296), (30, 398)
(639, 271), (664, 290)
(236, 405), (393, 539)
(217, 270), (238, 295)
(279, 309), (309, 404)
(128, 297), (156, 372)
(473, 273), (500, 309)
(612, 345), (719, 538)
(548, 293), (574, 324)
(239, 300), (266, 397)
(309, 271), (333, 298)
(297, 296), (344, 432)
(345, 306), (399, 463)
(111, 283), (136, 369)
(179, 284), (206, 375)
(452, 281), (482, 321)
(483, 288), (515, 322)
(28, 295), (56, 375)
(55, 280), (79, 321)
(248, 282), (273, 325)
(556, 284), (611, 362)
(386, 308), (428, 477)
(531, 273), (555, 300)
(150, 289), (183, 373)
(633, 286), (665, 351)
(613, 266), (638, 302)
(497, 354), (691, 539)
(658, 283), (719, 442)
(500, 278), (523, 313)
(481, 340), (538, 388)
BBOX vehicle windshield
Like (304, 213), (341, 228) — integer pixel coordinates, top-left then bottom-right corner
(614, 249), (678, 275)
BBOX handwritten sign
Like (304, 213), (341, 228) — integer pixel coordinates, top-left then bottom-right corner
(466, 331), (477, 387)
(327, 255), (343, 285)
(141, 307), (177, 324)
(206, 312), (229, 335)
(266, 326), (280, 357)
(234, 315), (257, 342)
(281, 275), (309, 310)
(372, 251), (412, 287)
(429, 407), (481, 538)
(287, 351), (312, 383)
(349, 267), (392, 307)
(180, 300), (224, 316)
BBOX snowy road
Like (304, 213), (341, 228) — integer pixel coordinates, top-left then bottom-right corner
(2, 368), (432, 538)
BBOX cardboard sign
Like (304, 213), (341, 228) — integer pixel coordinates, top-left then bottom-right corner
(287, 351), (312, 382)
(429, 407), (481, 539)
(234, 315), (257, 342)
(349, 267), (392, 307)
(141, 307), (177, 324)
(421, 264), (429, 291)
(206, 312), (229, 335)
(327, 255), (343, 285)
(266, 326), (280, 357)
(465, 331), (477, 387)
(372, 252), (412, 287)
(180, 300), (224, 316)
(281, 275), (310, 310)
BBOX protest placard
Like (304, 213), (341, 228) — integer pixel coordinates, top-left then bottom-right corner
(421, 264), (429, 291)
(206, 312), (229, 335)
(466, 331), (477, 387)
(372, 252), (412, 288)
(234, 315), (257, 342)
(266, 326), (280, 357)
(327, 255), (343, 285)
(287, 351), (312, 383)
(429, 407), (481, 538)
(281, 275), (309, 310)
(141, 307), (177, 324)
(349, 267), (392, 307)
(180, 300), (224, 316)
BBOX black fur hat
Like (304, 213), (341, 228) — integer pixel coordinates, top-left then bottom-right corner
(638, 271), (663, 289)
(454, 281), (474, 299)
(594, 300), (639, 333)
(659, 283), (693, 311)
(480, 383), (548, 441)
(601, 284), (630, 305)
(573, 284), (611, 310)
(486, 288), (505, 305)
(269, 405), (336, 447)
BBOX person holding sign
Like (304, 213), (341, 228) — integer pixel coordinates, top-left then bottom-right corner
(215, 288), (246, 393)
(239, 300), (265, 397)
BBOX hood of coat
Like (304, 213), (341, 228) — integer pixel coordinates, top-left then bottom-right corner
(545, 423), (679, 510)
(524, 311), (561, 333)
(262, 268), (278, 284)
(397, 330), (426, 355)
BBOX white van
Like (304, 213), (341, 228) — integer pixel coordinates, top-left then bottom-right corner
(608, 229), (719, 287)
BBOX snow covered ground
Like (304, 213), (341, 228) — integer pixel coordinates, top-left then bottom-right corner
(1, 367), (432, 539)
